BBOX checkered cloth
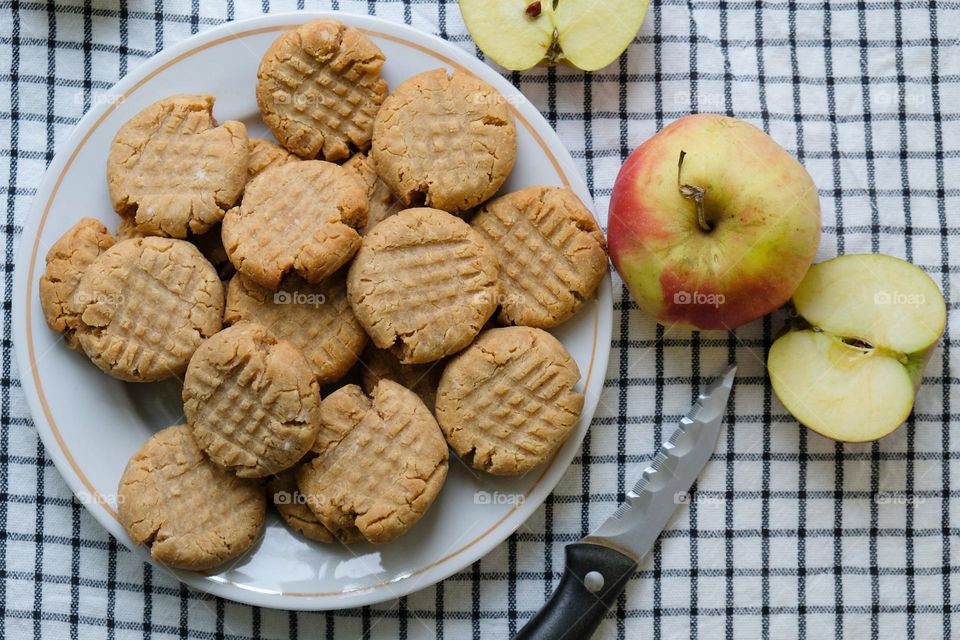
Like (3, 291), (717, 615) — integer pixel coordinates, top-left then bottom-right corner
(2, 1), (958, 638)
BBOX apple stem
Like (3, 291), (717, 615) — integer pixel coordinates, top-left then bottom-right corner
(677, 150), (712, 232)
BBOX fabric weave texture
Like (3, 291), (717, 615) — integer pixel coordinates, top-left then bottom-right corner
(1, 1), (958, 638)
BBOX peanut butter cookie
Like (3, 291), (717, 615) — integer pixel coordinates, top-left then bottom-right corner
(107, 95), (248, 238)
(471, 186), (608, 328)
(225, 271), (366, 385)
(347, 208), (499, 364)
(371, 68), (516, 213)
(116, 217), (235, 281)
(257, 20), (388, 161)
(39, 218), (115, 350)
(72, 237), (224, 382)
(117, 424), (265, 571)
(222, 160), (367, 289)
(115, 215), (144, 240)
(343, 151), (402, 234)
(435, 327), (584, 475)
(266, 469), (333, 543)
(247, 137), (299, 179)
(360, 344), (443, 412)
(296, 380), (448, 544)
(183, 322), (322, 478)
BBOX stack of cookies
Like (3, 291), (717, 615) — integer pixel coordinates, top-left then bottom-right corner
(38, 19), (608, 571)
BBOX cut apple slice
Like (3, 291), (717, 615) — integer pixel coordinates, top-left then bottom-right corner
(768, 253), (945, 442)
(458, 0), (557, 71)
(459, 0), (650, 72)
(792, 253), (946, 355)
(768, 331), (915, 442)
(554, 0), (650, 71)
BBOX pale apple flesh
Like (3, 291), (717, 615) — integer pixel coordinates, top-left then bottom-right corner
(608, 114), (822, 331)
(768, 331), (915, 442)
(792, 253), (946, 355)
(768, 254), (946, 442)
(554, 0), (650, 71)
(458, 0), (555, 71)
(458, 0), (650, 72)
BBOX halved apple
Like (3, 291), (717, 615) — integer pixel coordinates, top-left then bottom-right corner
(768, 254), (946, 442)
(459, 0), (650, 72)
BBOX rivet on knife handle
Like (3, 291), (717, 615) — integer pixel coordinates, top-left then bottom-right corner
(512, 542), (637, 640)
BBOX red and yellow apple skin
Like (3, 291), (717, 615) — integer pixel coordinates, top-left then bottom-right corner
(608, 114), (822, 330)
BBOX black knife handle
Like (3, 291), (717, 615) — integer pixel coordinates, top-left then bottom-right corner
(512, 542), (637, 640)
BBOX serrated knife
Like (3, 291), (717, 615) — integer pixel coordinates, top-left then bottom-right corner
(513, 364), (737, 640)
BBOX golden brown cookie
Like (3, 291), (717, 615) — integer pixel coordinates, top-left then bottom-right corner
(71, 237), (223, 382)
(435, 327), (584, 475)
(222, 160), (367, 289)
(347, 208), (499, 364)
(117, 424), (265, 571)
(183, 323), (322, 478)
(117, 211), (235, 281)
(115, 215), (145, 240)
(224, 272), (366, 385)
(266, 469), (333, 543)
(256, 19), (388, 161)
(39, 218), (116, 350)
(116, 216), (234, 281)
(360, 345), (443, 412)
(296, 380), (448, 544)
(343, 152), (402, 234)
(471, 186), (608, 328)
(247, 137), (299, 179)
(107, 95), (248, 238)
(371, 68), (516, 213)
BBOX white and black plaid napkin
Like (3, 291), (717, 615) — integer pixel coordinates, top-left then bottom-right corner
(2, 1), (958, 638)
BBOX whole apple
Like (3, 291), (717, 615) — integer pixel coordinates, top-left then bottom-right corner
(608, 114), (821, 330)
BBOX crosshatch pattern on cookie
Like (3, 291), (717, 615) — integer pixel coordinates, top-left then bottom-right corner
(347, 209), (499, 363)
(224, 272), (366, 385)
(184, 325), (321, 478)
(74, 238), (224, 382)
(297, 382), (448, 544)
(372, 69), (516, 213)
(107, 96), (248, 238)
(472, 187), (607, 328)
(222, 161), (367, 288)
(358, 238), (488, 329)
(258, 21), (388, 160)
(118, 425), (265, 571)
(437, 328), (584, 475)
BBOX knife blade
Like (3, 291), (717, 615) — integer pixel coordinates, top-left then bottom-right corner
(512, 364), (737, 640)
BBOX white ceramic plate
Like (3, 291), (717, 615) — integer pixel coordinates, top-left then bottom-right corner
(12, 12), (612, 610)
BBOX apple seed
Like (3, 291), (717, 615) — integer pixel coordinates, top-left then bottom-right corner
(525, 2), (542, 18)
